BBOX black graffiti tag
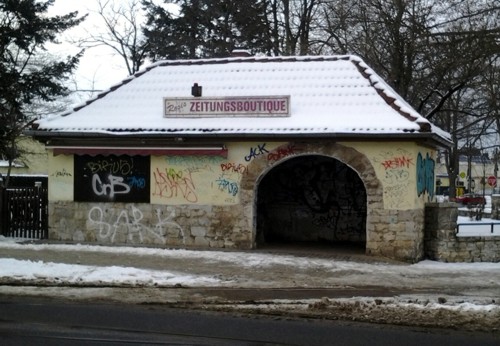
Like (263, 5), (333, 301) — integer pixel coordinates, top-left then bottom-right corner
(245, 143), (269, 162)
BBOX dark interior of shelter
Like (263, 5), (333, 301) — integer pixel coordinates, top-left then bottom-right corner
(256, 155), (367, 252)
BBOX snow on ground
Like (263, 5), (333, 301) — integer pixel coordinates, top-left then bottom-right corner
(0, 244), (495, 277)
(1, 213), (499, 288)
(457, 215), (500, 236)
(1, 198), (497, 288)
(436, 195), (500, 236)
(0, 216), (499, 331)
(0, 257), (221, 287)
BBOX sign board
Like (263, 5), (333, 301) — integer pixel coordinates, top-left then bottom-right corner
(164, 96), (290, 117)
(487, 175), (497, 187)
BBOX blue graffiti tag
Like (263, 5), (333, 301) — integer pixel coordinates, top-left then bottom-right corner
(127, 176), (146, 189)
(416, 152), (435, 199)
(215, 176), (239, 196)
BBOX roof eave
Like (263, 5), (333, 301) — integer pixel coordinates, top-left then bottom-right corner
(25, 129), (453, 149)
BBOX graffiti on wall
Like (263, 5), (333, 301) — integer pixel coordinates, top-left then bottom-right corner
(267, 144), (299, 162)
(416, 152), (435, 199)
(243, 143), (300, 163)
(215, 174), (239, 196)
(151, 155), (244, 205)
(69, 143), (299, 205)
(152, 167), (199, 203)
(244, 143), (269, 162)
(220, 162), (247, 174)
(380, 155), (414, 170)
(87, 205), (184, 244)
(74, 155), (150, 203)
(150, 143), (302, 205)
(51, 168), (72, 178)
(373, 148), (414, 209)
(164, 155), (221, 172)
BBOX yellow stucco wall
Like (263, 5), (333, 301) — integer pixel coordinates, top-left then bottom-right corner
(47, 141), (436, 210)
(0, 136), (48, 175)
(48, 151), (74, 201)
(150, 142), (285, 205)
(345, 141), (436, 210)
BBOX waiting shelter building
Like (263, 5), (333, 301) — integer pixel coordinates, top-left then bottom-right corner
(29, 55), (452, 262)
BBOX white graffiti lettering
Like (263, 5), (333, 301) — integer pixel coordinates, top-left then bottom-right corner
(92, 174), (131, 198)
(88, 206), (184, 244)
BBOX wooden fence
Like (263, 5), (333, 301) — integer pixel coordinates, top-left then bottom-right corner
(0, 187), (48, 239)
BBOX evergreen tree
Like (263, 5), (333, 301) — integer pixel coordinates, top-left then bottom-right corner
(0, 0), (85, 187)
(142, 0), (272, 60)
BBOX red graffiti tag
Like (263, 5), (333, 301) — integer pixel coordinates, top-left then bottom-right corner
(267, 145), (298, 162)
(220, 162), (247, 174)
(381, 156), (414, 170)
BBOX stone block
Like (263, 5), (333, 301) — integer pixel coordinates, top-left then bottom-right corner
(72, 230), (85, 242)
(166, 228), (180, 237)
(198, 217), (211, 226)
(191, 226), (206, 237)
(209, 240), (224, 248)
(383, 232), (396, 241)
(194, 236), (209, 246)
(166, 237), (182, 246)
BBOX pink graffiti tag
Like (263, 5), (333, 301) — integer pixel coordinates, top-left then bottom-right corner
(152, 167), (198, 203)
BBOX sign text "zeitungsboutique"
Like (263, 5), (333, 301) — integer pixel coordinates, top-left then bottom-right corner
(164, 96), (290, 117)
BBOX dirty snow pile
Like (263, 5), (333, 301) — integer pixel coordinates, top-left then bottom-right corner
(224, 296), (500, 332)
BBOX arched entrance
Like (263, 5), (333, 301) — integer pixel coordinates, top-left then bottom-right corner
(256, 155), (367, 249)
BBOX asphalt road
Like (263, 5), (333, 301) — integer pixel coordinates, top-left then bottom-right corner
(1, 296), (499, 346)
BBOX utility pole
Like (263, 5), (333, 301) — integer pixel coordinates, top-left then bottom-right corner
(482, 154), (486, 198)
(467, 138), (472, 193)
(495, 149), (498, 194)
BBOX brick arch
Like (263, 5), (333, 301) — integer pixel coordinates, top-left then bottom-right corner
(240, 142), (383, 253)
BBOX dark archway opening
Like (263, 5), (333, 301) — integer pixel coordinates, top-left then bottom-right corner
(256, 155), (367, 251)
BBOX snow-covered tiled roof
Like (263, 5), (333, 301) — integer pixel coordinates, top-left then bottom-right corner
(33, 55), (451, 144)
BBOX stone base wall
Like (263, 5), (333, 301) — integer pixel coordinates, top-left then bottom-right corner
(425, 202), (500, 262)
(366, 208), (425, 263)
(48, 201), (252, 249)
(427, 235), (500, 262)
(48, 199), (427, 262)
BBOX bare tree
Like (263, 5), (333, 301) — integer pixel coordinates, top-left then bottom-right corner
(79, 0), (148, 76)
(317, 0), (499, 198)
(267, 0), (321, 55)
